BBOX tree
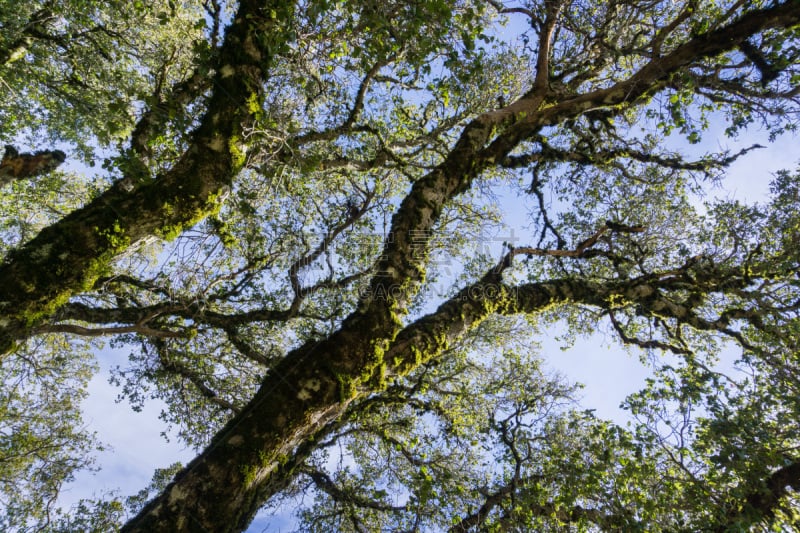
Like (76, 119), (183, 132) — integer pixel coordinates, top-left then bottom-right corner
(1, 0), (800, 530)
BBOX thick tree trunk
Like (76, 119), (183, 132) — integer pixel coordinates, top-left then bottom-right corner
(122, 259), (753, 531)
(0, 0), (296, 356)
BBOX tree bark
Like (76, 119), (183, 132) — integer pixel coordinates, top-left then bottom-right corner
(0, 0), (296, 356)
(122, 252), (760, 532)
(0, 145), (66, 187)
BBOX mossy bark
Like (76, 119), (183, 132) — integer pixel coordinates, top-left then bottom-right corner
(0, 0), (296, 355)
(122, 252), (762, 532)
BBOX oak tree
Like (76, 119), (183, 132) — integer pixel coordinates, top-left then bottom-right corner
(2, 0), (800, 531)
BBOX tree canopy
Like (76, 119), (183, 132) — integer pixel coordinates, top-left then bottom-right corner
(1, 0), (800, 530)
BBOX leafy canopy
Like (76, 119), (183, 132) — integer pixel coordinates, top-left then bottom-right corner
(1, 0), (800, 531)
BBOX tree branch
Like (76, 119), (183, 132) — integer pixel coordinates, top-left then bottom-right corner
(0, 0), (298, 356)
(0, 145), (66, 187)
(715, 459), (800, 531)
(301, 468), (407, 513)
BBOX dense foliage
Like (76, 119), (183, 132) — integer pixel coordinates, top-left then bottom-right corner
(1, 0), (800, 531)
